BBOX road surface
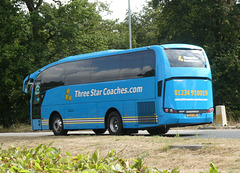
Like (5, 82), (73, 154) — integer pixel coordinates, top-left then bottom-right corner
(0, 129), (240, 139)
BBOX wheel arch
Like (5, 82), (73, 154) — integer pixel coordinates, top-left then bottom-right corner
(105, 107), (121, 128)
(49, 111), (62, 130)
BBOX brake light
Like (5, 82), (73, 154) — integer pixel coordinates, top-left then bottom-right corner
(164, 108), (177, 113)
(207, 108), (214, 113)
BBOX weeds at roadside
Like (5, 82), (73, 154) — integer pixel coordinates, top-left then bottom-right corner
(0, 143), (174, 172)
(0, 124), (32, 133)
(162, 144), (170, 152)
(195, 132), (199, 139)
(0, 143), (221, 173)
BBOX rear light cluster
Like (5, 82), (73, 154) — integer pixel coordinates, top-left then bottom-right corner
(164, 108), (214, 114)
(207, 107), (214, 113)
(164, 108), (177, 113)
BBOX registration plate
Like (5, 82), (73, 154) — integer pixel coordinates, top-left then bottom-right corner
(187, 114), (198, 117)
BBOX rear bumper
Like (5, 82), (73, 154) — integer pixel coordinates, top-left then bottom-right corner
(159, 112), (213, 127)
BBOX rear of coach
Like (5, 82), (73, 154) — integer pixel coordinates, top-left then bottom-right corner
(158, 44), (213, 127)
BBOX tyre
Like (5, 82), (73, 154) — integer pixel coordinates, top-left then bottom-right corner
(147, 126), (169, 136)
(107, 111), (123, 135)
(92, 129), (106, 135)
(52, 115), (68, 136)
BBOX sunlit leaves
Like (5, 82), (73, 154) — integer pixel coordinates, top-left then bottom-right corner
(0, 143), (167, 173)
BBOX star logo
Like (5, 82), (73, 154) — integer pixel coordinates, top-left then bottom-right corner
(65, 88), (72, 102)
(68, 95), (72, 101)
(66, 88), (70, 94)
(178, 56), (184, 62)
(65, 94), (69, 101)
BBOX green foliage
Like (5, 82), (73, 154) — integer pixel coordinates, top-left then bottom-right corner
(0, 143), (221, 172)
(201, 162), (219, 173)
(0, 0), (31, 127)
(0, 0), (111, 127)
(226, 108), (240, 122)
(209, 162), (219, 173)
(0, 143), (173, 173)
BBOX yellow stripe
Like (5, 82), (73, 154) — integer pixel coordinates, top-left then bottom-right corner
(123, 116), (157, 118)
(123, 121), (138, 123)
(64, 118), (104, 121)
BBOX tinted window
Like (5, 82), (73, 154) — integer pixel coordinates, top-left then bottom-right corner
(165, 49), (206, 67)
(37, 50), (156, 92)
(120, 52), (143, 79)
(142, 51), (155, 77)
(119, 50), (155, 79)
(41, 63), (65, 91)
(91, 56), (120, 83)
(65, 60), (91, 85)
(33, 81), (41, 105)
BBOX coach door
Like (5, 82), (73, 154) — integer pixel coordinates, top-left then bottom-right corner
(31, 80), (42, 130)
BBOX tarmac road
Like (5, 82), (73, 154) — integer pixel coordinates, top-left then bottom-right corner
(0, 129), (240, 139)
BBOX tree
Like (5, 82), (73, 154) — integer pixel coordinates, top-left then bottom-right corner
(0, 0), (114, 127)
(103, 19), (130, 49)
(24, 0), (43, 13)
(0, 0), (31, 127)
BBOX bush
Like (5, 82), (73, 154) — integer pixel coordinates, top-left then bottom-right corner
(0, 143), (177, 173)
(0, 143), (220, 172)
(226, 108), (240, 122)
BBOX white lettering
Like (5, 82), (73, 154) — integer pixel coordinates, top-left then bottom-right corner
(103, 88), (107, 95)
(75, 90), (90, 97)
(90, 89), (102, 96)
(75, 86), (143, 98)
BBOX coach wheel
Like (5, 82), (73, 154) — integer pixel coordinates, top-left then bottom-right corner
(92, 129), (106, 135)
(107, 111), (123, 135)
(52, 116), (68, 136)
(147, 126), (169, 136)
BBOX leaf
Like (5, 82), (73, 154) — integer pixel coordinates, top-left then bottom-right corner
(65, 152), (72, 157)
(209, 162), (219, 173)
(91, 150), (100, 164)
(171, 167), (180, 173)
(19, 170), (31, 173)
(34, 144), (43, 155)
(35, 162), (43, 170)
(111, 164), (123, 172)
(11, 166), (20, 171)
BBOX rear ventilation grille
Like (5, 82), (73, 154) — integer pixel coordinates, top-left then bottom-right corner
(137, 102), (157, 124)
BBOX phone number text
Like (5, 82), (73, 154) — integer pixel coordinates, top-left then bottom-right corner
(174, 90), (208, 96)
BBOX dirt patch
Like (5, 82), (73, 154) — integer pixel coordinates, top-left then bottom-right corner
(1, 133), (240, 172)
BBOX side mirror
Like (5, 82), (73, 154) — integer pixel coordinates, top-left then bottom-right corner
(23, 75), (30, 93)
